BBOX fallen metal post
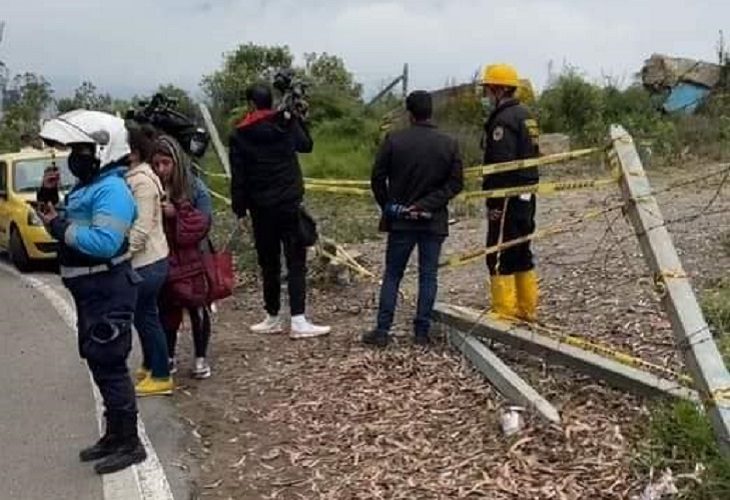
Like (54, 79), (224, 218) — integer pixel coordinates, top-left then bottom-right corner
(447, 327), (561, 424)
(611, 124), (730, 455)
(433, 303), (698, 402)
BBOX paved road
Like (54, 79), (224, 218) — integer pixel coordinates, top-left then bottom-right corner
(0, 265), (192, 500)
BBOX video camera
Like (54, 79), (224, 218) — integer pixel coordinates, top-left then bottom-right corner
(273, 69), (309, 120)
(125, 93), (210, 158)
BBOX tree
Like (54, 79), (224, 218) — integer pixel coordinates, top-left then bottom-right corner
(201, 43), (293, 129)
(301, 52), (364, 125)
(537, 67), (605, 144)
(303, 52), (362, 99)
(0, 72), (54, 152)
(57, 81), (112, 113)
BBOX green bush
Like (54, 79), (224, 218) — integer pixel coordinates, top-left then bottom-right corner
(538, 68), (606, 145)
(638, 400), (730, 500)
(633, 284), (730, 500)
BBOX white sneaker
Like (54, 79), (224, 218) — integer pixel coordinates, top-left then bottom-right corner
(290, 315), (331, 339)
(192, 357), (211, 379)
(250, 314), (284, 334)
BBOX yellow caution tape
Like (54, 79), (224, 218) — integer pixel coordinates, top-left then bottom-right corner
(305, 177), (370, 187)
(652, 269), (690, 298)
(317, 247), (375, 279)
(304, 175), (621, 200)
(439, 204), (624, 269)
(459, 175), (620, 202)
(526, 321), (693, 386)
(305, 184), (371, 196)
(208, 188), (232, 205)
(464, 148), (599, 179)
(709, 387), (730, 406)
(202, 171), (230, 179)
(193, 163), (230, 179)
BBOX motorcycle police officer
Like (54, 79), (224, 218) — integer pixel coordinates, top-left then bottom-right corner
(480, 64), (540, 322)
(37, 110), (146, 475)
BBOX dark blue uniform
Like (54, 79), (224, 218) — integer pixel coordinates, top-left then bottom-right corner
(41, 163), (139, 425)
(482, 98), (540, 275)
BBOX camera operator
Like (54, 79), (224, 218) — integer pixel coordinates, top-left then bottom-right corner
(363, 91), (463, 348)
(229, 83), (330, 339)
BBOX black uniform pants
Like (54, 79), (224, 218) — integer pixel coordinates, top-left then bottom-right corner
(64, 262), (140, 419)
(486, 195), (536, 275)
(250, 206), (307, 316)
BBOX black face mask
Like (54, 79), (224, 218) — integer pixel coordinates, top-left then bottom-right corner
(68, 151), (100, 183)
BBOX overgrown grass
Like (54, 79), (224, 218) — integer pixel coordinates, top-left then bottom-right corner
(638, 400), (730, 499)
(703, 281), (730, 348)
(635, 285), (730, 499)
(301, 116), (379, 180)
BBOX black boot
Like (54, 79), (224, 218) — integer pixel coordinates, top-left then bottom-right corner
(362, 329), (389, 347)
(94, 414), (147, 475)
(80, 413), (122, 462)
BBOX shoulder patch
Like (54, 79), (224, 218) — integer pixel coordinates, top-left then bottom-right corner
(492, 125), (504, 142)
(524, 118), (540, 139)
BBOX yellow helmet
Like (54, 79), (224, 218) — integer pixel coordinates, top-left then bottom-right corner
(481, 64), (520, 88)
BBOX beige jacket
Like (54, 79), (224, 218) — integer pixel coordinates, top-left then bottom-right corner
(125, 163), (169, 269)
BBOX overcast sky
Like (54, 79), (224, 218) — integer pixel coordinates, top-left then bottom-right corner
(1, 0), (728, 99)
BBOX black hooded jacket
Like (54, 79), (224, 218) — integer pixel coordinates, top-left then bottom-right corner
(229, 111), (313, 217)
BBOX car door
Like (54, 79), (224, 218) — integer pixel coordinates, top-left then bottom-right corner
(0, 160), (10, 248)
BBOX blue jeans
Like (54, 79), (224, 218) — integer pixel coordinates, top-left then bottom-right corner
(376, 231), (444, 337)
(134, 258), (170, 378)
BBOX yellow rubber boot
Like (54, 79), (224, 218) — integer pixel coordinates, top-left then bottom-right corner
(135, 377), (174, 397)
(135, 367), (151, 383)
(489, 275), (518, 319)
(515, 270), (539, 322)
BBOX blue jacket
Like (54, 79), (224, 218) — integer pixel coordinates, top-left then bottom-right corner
(49, 164), (137, 267)
(190, 174), (213, 219)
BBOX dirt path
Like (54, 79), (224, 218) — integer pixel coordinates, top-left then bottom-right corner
(174, 166), (730, 499)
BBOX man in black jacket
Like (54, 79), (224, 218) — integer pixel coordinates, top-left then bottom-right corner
(229, 83), (330, 339)
(363, 91), (463, 347)
(481, 64), (540, 322)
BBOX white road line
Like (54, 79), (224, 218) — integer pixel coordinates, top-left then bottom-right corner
(0, 263), (174, 500)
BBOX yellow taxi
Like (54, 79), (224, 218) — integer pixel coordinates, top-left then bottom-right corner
(0, 148), (73, 270)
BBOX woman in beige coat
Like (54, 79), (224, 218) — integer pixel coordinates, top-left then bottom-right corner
(125, 126), (172, 396)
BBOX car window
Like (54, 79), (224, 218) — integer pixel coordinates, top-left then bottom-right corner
(13, 157), (74, 193)
(0, 162), (6, 193)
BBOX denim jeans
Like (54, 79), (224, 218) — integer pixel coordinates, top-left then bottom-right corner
(134, 258), (170, 378)
(376, 231), (445, 337)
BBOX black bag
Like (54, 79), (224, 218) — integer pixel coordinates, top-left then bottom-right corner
(298, 206), (319, 247)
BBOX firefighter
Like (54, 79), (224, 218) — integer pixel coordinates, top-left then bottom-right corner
(480, 64), (540, 321)
(37, 110), (146, 474)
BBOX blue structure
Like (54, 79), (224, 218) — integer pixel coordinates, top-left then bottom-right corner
(663, 82), (712, 114)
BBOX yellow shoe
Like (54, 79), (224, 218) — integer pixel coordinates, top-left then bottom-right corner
(135, 367), (151, 383)
(489, 274), (518, 319)
(515, 270), (539, 322)
(135, 376), (174, 397)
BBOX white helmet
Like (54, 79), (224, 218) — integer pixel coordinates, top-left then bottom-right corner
(40, 109), (130, 167)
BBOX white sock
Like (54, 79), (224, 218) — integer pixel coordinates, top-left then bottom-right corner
(291, 315), (307, 326)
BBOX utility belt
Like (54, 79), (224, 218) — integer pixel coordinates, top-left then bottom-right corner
(60, 253), (132, 279)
